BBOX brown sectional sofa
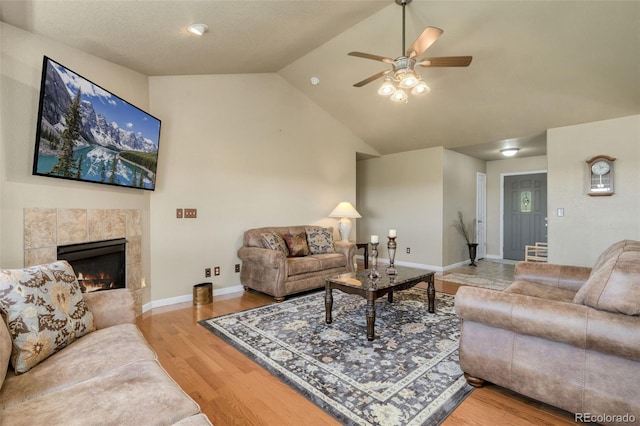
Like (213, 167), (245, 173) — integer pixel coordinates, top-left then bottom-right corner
(455, 240), (640, 424)
(1, 288), (211, 425)
(238, 226), (356, 301)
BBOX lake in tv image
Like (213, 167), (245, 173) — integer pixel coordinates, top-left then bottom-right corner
(33, 57), (161, 190)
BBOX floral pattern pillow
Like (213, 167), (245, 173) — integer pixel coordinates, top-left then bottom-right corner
(0, 261), (95, 374)
(305, 227), (335, 254)
(261, 232), (289, 257)
(283, 233), (310, 257)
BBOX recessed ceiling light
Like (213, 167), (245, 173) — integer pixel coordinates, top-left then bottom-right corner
(188, 24), (208, 36)
(500, 148), (520, 157)
(310, 77), (320, 86)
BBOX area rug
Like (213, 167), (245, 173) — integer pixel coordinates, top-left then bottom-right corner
(439, 273), (511, 291)
(199, 288), (472, 426)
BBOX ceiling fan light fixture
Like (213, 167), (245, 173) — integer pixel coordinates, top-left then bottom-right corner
(411, 81), (430, 95)
(398, 72), (419, 89)
(349, 0), (471, 103)
(390, 89), (408, 102)
(378, 79), (395, 96)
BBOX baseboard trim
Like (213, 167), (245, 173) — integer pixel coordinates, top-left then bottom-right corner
(357, 255), (469, 273)
(142, 284), (245, 313)
(442, 260), (471, 271)
(377, 258), (444, 272)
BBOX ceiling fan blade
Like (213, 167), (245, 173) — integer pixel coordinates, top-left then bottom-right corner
(406, 27), (443, 58)
(418, 56), (473, 67)
(353, 70), (390, 87)
(348, 52), (394, 63)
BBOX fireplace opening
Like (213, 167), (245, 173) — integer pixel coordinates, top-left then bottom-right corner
(57, 238), (126, 293)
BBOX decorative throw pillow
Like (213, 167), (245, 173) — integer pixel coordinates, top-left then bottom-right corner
(573, 241), (640, 315)
(283, 233), (310, 257)
(305, 227), (335, 255)
(260, 232), (289, 257)
(0, 260), (95, 374)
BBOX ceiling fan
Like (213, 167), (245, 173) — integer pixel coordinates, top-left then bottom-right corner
(349, 0), (472, 102)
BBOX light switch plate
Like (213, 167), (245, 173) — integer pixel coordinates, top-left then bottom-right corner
(184, 208), (197, 218)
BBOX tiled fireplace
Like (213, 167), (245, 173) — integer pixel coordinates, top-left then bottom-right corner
(24, 208), (144, 315)
(57, 238), (127, 293)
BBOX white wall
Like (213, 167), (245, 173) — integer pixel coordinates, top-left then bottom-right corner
(485, 155), (548, 257)
(0, 23), (152, 302)
(547, 115), (640, 266)
(148, 73), (376, 301)
(356, 148), (485, 269)
(443, 150), (486, 266)
(356, 147), (444, 268)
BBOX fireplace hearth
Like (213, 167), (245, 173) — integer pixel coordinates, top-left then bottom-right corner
(57, 238), (126, 293)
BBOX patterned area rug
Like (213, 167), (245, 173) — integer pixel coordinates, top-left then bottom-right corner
(199, 288), (472, 425)
(439, 273), (511, 291)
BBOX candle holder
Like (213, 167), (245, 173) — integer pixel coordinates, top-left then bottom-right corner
(368, 242), (381, 279)
(386, 236), (397, 275)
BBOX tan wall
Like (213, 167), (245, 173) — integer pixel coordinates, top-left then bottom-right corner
(485, 155), (548, 257)
(0, 23), (152, 304)
(443, 150), (486, 266)
(147, 74), (376, 301)
(547, 115), (640, 266)
(356, 147), (444, 268)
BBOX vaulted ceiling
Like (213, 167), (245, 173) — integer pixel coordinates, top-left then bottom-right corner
(2, 1), (639, 160)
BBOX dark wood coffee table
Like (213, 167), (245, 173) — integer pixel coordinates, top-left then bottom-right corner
(324, 266), (435, 341)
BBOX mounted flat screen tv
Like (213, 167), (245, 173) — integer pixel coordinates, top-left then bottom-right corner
(33, 56), (161, 190)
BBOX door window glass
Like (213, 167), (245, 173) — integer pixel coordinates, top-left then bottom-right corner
(521, 191), (532, 212)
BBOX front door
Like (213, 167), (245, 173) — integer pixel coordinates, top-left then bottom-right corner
(503, 173), (547, 260)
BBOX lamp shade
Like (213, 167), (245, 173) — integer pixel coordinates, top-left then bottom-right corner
(329, 202), (361, 219)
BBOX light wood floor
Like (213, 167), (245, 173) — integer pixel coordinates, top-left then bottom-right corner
(137, 261), (578, 425)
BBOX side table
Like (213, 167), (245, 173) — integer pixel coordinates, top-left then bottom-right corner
(355, 243), (369, 269)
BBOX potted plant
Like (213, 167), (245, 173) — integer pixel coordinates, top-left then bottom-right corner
(453, 211), (478, 266)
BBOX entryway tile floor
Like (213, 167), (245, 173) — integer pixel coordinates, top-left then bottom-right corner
(435, 259), (516, 294)
(357, 258), (517, 294)
(443, 259), (516, 281)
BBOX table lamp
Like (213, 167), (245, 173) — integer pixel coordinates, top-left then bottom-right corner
(329, 202), (362, 242)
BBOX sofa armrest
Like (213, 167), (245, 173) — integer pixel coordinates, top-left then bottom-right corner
(455, 286), (640, 361)
(83, 288), (136, 329)
(514, 261), (591, 292)
(334, 241), (356, 272)
(237, 246), (287, 269)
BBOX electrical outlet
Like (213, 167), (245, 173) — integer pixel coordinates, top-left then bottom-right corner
(406, 247), (411, 254)
(235, 264), (240, 273)
(176, 208), (183, 218)
(205, 268), (211, 277)
(184, 208), (197, 218)
(214, 266), (220, 276)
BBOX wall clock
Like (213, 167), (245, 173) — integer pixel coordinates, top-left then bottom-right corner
(586, 155), (615, 196)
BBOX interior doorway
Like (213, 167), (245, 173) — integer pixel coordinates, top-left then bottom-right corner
(476, 172), (487, 260)
(503, 173), (547, 260)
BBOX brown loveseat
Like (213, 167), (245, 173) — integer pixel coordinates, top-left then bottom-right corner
(0, 266), (211, 426)
(455, 240), (640, 424)
(238, 226), (356, 301)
